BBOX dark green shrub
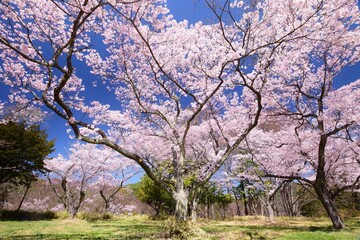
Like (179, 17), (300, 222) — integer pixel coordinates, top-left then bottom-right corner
(0, 210), (56, 221)
(300, 200), (327, 217)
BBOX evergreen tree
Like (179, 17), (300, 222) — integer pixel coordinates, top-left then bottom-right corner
(0, 121), (55, 186)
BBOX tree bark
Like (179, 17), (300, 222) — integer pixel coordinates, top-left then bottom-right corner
(207, 203), (210, 219)
(173, 178), (189, 221)
(100, 189), (110, 213)
(314, 183), (345, 230)
(266, 202), (275, 223)
(234, 199), (241, 216)
(190, 197), (198, 222)
(190, 190), (199, 222)
(16, 185), (30, 212)
(211, 204), (215, 219)
(315, 133), (345, 230)
(68, 190), (85, 218)
(222, 203), (226, 220)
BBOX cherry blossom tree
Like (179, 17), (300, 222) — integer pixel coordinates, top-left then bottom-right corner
(245, 92), (360, 229)
(222, 152), (285, 222)
(46, 142), (138, 217)
(1, 0), (359, 222)
(0, 102), (48, 125)
(95, 157), (140, 213)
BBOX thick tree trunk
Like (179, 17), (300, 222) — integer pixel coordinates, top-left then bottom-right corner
(281, 184), (292, 217)
(69, 205), (78, 218)
(67, 191), (85, 218)
(314, 184), (345, 230)
(259, 193), (275, 222)
(173, 178), (189, 221)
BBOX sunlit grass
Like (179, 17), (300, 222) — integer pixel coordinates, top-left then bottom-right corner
(0, 215), (359, 239)
(202, 216), (360, 240)
(0, 215), (161, 239)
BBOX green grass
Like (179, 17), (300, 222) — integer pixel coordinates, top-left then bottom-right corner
(0, 215), (359, 239)
(0, 215), (161, 239)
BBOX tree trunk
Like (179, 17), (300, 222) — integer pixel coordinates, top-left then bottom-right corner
(222, 203), (226, 220)
(281, 184), (292, 217)
(104, 200), (110, 214)
(16, 185), (30, 212)
(239, 181), (249, 216)
(211, 204), (215, 219)
(69, 205), (78, 218)
(190, 190), (199, 222)
(230, 186), (241, 216)
(266, 202), (275, 223)
(67, 190), (85, 218)
(173, 178), (189, 221)
(314, 184), (345, 230)
(207, 203), (210, 219)
(315, 133), (345, 230)
(100, 190), (110, 213)
(190, 197), (198, 222)
(235, 199), (241, 216)
(243, 195), (249, 216)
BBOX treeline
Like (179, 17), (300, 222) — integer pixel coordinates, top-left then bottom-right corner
(2, 175), (360, 221)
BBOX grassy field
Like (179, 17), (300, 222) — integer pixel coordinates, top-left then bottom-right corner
(0, 215), (359, 240)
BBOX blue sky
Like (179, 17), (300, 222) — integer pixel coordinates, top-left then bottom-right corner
(167, 0), (214, 22)
(1, 0), (359, 159)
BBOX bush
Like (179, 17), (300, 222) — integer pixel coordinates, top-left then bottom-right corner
(338, 208), (360, 219)
(300, 200), (327, 217)
(54, 211), (70, 219)
(0, 210), (56, 221)
(77, 212), (113, 222)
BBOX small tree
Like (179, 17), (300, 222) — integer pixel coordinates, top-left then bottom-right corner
(0, 121), (54, 211)
(46, 142), (112, 217)
(132, 175), (175, 217)
(96, 158), (140, 214)
(215, 191), (233, 220)
(0, 121), (54, 185)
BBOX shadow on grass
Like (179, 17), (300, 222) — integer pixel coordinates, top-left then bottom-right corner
(308, 226), (334, 232)
(0, 232), (158, 240)
(204, 223), (335, 233)
(91, 223), (161, 231)
(1, 234), (102, 240)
